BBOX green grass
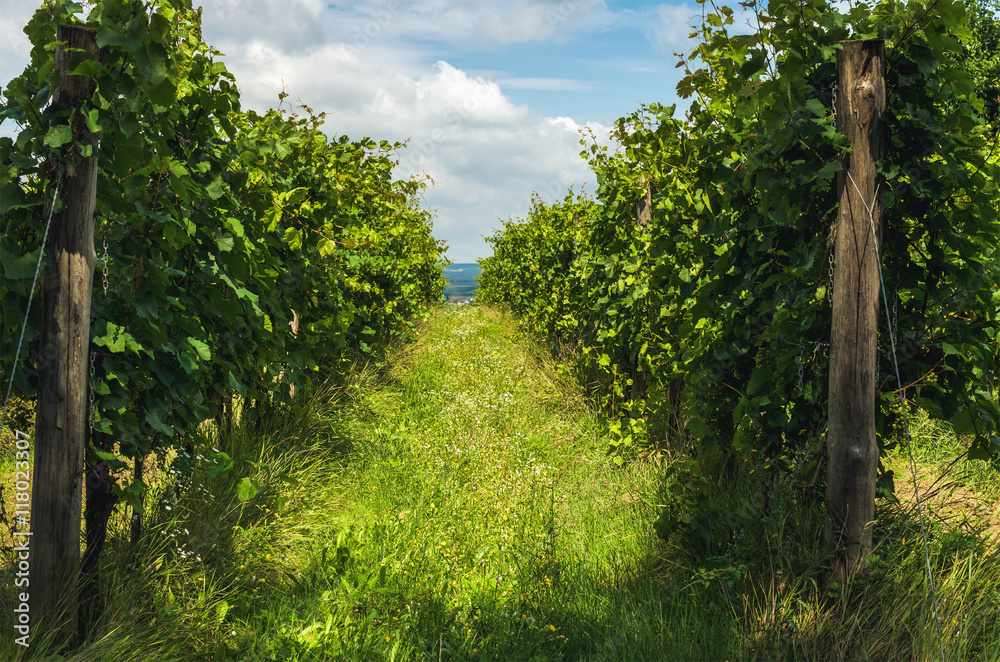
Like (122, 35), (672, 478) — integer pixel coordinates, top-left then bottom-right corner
(225, 304), (729, 660)
(2, 304), (999, 660)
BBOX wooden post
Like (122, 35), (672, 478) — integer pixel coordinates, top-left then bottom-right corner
(288, 309), (299, 399)
(825, 39), (886, 583)
(130, 456), (144, 549)
(29, 25), (100, 647)
(630, 178), (651, 404)
(635, 178), (652, 232)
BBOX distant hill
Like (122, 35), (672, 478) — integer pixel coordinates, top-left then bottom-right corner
(443, 263), (480, 300)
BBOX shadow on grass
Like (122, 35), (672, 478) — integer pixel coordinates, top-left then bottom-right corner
(0, 380), (365, 661)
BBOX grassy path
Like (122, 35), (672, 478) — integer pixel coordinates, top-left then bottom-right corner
(240, 305), (728, 660)
(5, 304), (999, 661)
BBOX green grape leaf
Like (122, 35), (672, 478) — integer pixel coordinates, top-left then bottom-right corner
(43, 125), (73, 148)
(236, 477), (259, 502)
(134, 44), (168, 85)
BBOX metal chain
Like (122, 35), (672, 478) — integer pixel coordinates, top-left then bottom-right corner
(101, 227), (109, 296)
(112, 107), (119, 164)
(797, 341), (805, 396)
(827, 223), (836, 307)
(89, 350), (96, 433)
(827, 83), (839, 308)
(88, 211), (111, 438)
(832, 83), (838, 132)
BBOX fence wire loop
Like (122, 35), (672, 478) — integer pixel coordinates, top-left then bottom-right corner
(0, 170), (64, 439)
(847, 170), (946, 662)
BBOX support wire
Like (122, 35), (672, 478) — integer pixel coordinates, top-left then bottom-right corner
(847, 171), (945, 662)
(0, 169), (63, 438)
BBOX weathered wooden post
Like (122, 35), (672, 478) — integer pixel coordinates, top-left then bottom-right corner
(29, 24), (101, 647)
(635, 178), (652, 232)
(631, 178), (651, 404)
(825, 39), (886, 583)
(288, 308), (300, 399)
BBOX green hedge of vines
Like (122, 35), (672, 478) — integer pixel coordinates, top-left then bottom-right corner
(1, 0), (445, 510)
(479, 0), (1000, 547)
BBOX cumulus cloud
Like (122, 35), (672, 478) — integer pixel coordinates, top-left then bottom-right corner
(203, 8), (613, 262)
(0, 0), (620, 261)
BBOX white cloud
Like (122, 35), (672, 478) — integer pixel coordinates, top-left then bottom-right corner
(651, 3), (700, 54)
(0, 1), (38, 133)
(205, 0), (329, 52)
(206, 5), (612, 261)
(0, 0), (619, 262)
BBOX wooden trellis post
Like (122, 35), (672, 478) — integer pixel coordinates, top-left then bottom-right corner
(631, 178), (651, 404)
(825, 39), (887, 583)
(29, 25), (101, 647)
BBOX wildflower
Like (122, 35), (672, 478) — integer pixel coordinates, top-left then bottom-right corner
(548, 624), (556, 632)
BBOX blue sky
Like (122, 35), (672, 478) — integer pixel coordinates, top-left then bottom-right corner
(403, 1), (701, 126)
(0, 0), (718, 262)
